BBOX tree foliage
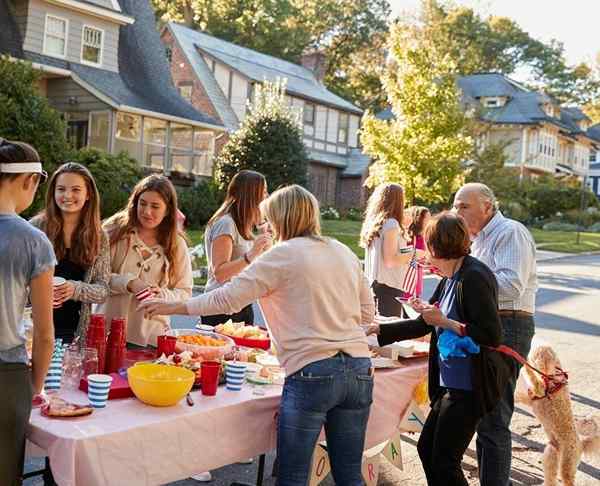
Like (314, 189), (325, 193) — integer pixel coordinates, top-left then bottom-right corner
(360, 24), (473, 204)
(152, 0), (390, 111)
(214, 79), (308, 192)
(0, 56), (69, 174)
(417, 0), (600, 105)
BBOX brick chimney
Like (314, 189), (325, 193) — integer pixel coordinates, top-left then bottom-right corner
(300, 50), (328, 83)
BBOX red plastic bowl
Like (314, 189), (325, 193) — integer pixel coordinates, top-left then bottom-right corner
(227, 335), (271, 350)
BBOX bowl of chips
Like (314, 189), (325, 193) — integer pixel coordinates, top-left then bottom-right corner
(166, 329), (234, 361)
(214, 320), (271, 350)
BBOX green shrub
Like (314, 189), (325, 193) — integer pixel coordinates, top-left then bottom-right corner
(321, 206), (341, 220)
(69, 148), (142, 218)
(177, 179), (222, 229)
(588, 222), (600, 233)
(214, 79), (308, 192)
(0, 56), (69, 215)
(542, 222), (581, 232)
(344, 207), (364, 221)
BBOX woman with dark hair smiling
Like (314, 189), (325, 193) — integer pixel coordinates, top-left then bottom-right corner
(367, 211), (509, 486)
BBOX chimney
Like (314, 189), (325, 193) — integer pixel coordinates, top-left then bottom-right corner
(300, 50), (328, 83)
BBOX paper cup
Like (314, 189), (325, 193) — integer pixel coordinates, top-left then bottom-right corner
(53, 277), (66, 308)
(135, 287), (153, 302)
(87, 374), (113, 408)
(225, 362), (247, 391)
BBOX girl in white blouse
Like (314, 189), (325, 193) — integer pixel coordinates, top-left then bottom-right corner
(99, 175), (192, 347)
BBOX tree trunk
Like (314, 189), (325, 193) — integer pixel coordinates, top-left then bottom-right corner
(183, 1), (194, 28)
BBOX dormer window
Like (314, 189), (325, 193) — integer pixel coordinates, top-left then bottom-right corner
(81, 26), (103, 66)
(44, 15), (68, 58)
(481, 97), (505, 108)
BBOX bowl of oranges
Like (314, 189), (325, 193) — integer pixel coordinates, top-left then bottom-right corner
(166, 329), (234, 361)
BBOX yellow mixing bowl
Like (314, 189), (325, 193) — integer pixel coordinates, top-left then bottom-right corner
(127, 363), (195, 407)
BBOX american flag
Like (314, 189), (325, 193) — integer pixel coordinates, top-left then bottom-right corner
(402, 254), (419, 296)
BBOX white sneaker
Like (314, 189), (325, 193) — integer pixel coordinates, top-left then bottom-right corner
(237, 458), (254, 464)
(191, 471), (212, 482)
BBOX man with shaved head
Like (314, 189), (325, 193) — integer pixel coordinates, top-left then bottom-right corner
(453, 182), (537, 486)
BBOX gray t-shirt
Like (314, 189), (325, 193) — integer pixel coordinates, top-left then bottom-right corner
(204, 214), (252, 292)
(0, 214), (56, 363)
(364, 217), (409, 290)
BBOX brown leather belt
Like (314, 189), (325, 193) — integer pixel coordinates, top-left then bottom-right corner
(498, 309), (534, 318)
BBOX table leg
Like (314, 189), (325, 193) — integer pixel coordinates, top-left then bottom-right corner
(22, 457), (56, 485)
(229, 453), (266, 486)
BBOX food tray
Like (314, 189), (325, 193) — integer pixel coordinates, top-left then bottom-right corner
(227, 334), (271, 350)
(166, 328), (234, 361)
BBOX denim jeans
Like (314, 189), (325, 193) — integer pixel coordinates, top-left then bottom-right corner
(476, 315), (535, 486)
(277, 353), (373, 486)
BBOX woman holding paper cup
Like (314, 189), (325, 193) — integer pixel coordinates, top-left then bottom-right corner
(99, 175), (192, 347)
(31, 163), (110, 344)
(139, 185), (375, 485)
(360, 183), (425, 317)
(366, 212), (508, 486)
(201, 170), (271, 327)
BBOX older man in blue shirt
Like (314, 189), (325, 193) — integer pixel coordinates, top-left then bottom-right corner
(454, 182), (537, 486)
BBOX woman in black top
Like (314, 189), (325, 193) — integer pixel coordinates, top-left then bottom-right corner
(368, 212), (509, 486)
(31, 163), (110, 344)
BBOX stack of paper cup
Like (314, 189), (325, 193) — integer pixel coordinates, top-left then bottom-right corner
(44, 339), (65, 391)
(87, 374), (113, 408)
(225, 362), (247, 391)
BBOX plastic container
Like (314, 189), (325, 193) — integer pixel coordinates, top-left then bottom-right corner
(166, 329), (234, 361)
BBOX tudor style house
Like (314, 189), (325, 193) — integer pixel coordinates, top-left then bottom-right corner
(378, 73), (599, 181)
(1, 0), (225, 178)
(161, 22), (371, 208)
(458, 73), (598, 179)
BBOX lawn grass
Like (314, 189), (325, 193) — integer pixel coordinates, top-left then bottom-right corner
(529, 228), (600, 254)
(185, 221), (599, 274)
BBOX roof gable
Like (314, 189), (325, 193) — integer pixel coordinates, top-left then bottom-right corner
(168, 22), (362, 115)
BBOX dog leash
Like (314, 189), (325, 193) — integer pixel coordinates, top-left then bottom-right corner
(487, 344), (569, 400)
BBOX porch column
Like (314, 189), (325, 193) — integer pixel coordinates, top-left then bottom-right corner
(520, 127), (528, 180)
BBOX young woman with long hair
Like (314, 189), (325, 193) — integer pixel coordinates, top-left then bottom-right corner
(0, 139), (54, 484)
(30, 162), (110, 344)
(406, 206), (431, 298)
(139, 185), (375, 485)
(98, 174), (192, 347)
(201, 170), (271, 326)
(360, 183), (425, 317)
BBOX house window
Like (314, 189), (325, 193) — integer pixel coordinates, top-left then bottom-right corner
(88, 111), (110, 152)
(44, 15), (68, 58)
(193, 130), (215, 176)
(116, 113), (141, 141)
(179, 84), (193, 102)
(338, 113), (349, 145)
(303, 103), (315, 125)
(143, 118), (167, 169)
(485, 99), (499, 107)
(170, 123), (193, 173)
(81, 26), (103, 66)
(165, 47), (172, 63)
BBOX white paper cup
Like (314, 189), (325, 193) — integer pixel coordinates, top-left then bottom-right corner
(87, 374), (113, 408)
(53, 277), (67, 308)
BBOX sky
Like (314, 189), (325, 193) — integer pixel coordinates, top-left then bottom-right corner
(389, 0), (600, 66)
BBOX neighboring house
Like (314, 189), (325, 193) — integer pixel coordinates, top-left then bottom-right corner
(161, 22), (371, 208)
(1, 0), (225, 180)
(588, 124), (600, 198)
(458, 73), (598, 179)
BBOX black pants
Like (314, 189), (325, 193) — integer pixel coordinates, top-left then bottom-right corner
(0, 362), (33, 486)
(417, 388), (481, 486)
(201, 304), (255, 327)
(371, 281), (406, 318)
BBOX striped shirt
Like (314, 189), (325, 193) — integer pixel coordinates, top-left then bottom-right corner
(471, 211), (537, 314)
